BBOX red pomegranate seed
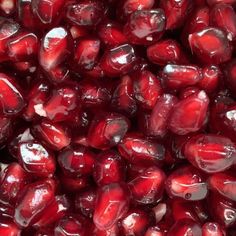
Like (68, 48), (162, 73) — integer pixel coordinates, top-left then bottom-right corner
(0, 163), (28, 204)
(98, 21), (127, 47)
(0, 217), (21, 236)
(170, 198), (206, 222)
(39, 27), (71, 71)
(166, 165), (208, 201)
(66, 0), (107, 27)
(54, 214), (86, 236)
(162, 64), (203, 90)
(33, 119), (71, 151)
(160, 0), (193, 30)
(31, 0), (65, 25)
(147, 39), (188, 66)
(198, 65), (221, 93)
(7, 31), (38, 61)
(188, 27), (232, 65)
(167, 219), (202, 236)
(184, 134), (236, 173)
(59, 175), (90, 192)
(0, 18), (19, 59)
(0, 0), (16, 15)
(18, 0), (37, 30)
(93, 183), (130, 230)
(181, 6), (210, 46)
(118, 133), (165, 165)
(93, 150), (126, 186)
(78, 79), (111, 108)
(210, 3), (236, 41)
(168, 90), (209, 135)
(0, 73), (25, 115)
(111, 75), (137, 117)
(128, 166), (166, 204)
(133, 70), (163, 109)
(202, 222), (225, 236)
(18, 141), (56, 178)
(74, 37), (101, 70)
(92, 223), (120, 236)
(75, 188), (96, 218)
(87, 112), (130, 150)
(179, 87), (200, 99)
(121, 209), (151, 236)
(14, 179), (55, 227)
(145, 226), (165, 236)
(208, 193), (236, 228)
(42, 87), (78, 122)
(117, 0), (155, 22)
(33, 195), (70, 228)
(124, 9), (166, 45)
(100, 44), (137, 77)
(208, 171), (236, 201)
(146, 94), (178, 137)
(24, 80), (50, 121)
(58, 145), (95, 177)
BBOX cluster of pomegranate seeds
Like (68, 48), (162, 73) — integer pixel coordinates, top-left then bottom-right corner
(1, 0), (236, 235)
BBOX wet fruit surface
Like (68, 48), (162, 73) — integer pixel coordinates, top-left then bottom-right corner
(0, 0), (236, 235)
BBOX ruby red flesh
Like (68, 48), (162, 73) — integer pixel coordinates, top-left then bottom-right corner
(0, 0), (236, 235)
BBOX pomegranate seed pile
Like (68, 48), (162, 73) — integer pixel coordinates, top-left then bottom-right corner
(1, 0), (236, 235)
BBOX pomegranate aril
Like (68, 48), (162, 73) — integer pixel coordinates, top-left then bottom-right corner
(100, 44), (137, 77)
(133, 70), (163, 110)
(210, 3), (236, 41)
(58, 145), (95, 177)
(18, 141), (56, 178)
(167, 219), (202, 236)
(188, 27), (232, 65)
(162, 64), (203, 91)
(166, 165), (208, 201)
(7, 31), (38, 61)
(121, 209), (151, 236)
(147, 39), (188, 66)
(181, 6), (210, 46)
(0, 0), (16, 15)
(184, 134), (236, 173)
(60, 175), (90, 192)
(74, 37), (101, 70)
(118, 133), (165, 165)
(160, 0), (193, 30)
(145, 226), (165, 236)
(169, 90), (209, 135)
(93, 150), (126, 186)
(208, 193), (236, 228)
(111, 75), (137, 117)
(39, 27), (71, 71)
(179, 87), (200, 100)
(42, 87), (78, 122)
(124, 9), (166, 45)
(75, 188), (96, 218)
(92, 223), (120, 236)
(117, 0), (155, 22)
(208, 171), (236, 201)
(14, 179), (55, 228)
(66, 0), (107, 27)
(31, 0), (65, 25)
(33, 120), (71, 151)
(87, 112), (130, 150)
(198, 65), (221, 94)
(98, 21), (127, 47)
(0, 217), (21, 236)
(54, 214), (86, 236)
(128, 166), (166, 204)
(202, 222), (225, 236)
(0, 162), (28, 204)
(0, 73), (25, 115)
(33, 195), (70, 228)
(93, 183), (130, 230)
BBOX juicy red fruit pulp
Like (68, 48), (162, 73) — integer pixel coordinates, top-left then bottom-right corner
(0, 0), (236, 235)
